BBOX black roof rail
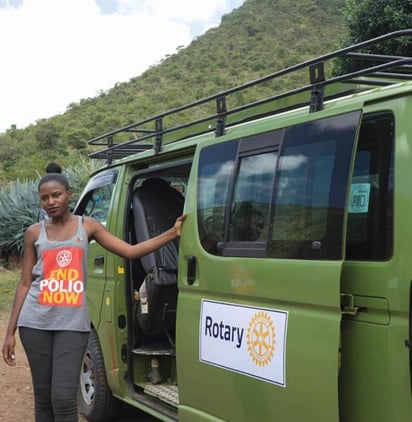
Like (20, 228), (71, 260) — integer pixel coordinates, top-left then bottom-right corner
(88, 29), (412, 164)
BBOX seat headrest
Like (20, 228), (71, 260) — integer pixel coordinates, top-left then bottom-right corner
(141, 178), (171, 190)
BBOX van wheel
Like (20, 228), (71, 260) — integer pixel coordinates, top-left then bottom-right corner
(78, 329), (121, 422)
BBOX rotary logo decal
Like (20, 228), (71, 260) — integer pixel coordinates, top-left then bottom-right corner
(200, 300), (287, 386)
(56, 249), (73, 268)
(247, 311), (276, 366)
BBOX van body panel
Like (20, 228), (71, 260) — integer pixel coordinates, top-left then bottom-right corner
(339, 96), (412, 422)
(76, 167), (131, 397)
(77, 169), (121, 331)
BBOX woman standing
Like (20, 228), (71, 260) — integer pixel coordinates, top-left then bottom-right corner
(2, 168), (186, 421)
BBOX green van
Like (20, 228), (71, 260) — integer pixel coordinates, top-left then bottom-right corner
(74, 30), (412, 421)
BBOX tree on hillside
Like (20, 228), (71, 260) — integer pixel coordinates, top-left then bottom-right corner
(342, 0), (412, 54)
(333, 0), (412, 75)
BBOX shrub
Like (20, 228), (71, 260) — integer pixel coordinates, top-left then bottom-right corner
(0, 159), (100, 257)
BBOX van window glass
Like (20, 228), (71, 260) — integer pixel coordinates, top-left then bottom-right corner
(270, 140), (335, 244)
(197, 141), (238, 254)
(74, 170), (117, 224)
(346, 113), (394, 260)
(83, 184), (115, 226)
(228, 151), (277, 242)
(268, 112), (360, 260)
(197, 111), (361, 258)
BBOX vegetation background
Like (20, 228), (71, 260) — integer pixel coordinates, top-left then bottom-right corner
(0, 0), (346, 180)
(0, 268), (16, 312)
(0, 0), (411, 258)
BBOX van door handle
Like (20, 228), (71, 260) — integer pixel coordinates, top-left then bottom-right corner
(94, 256), (104, 265)
(187, 256), (197, 285)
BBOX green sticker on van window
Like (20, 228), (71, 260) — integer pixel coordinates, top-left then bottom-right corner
(349, 183), (371, 213)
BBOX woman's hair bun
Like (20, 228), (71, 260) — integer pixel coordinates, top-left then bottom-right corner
(45, 162), (62, 174)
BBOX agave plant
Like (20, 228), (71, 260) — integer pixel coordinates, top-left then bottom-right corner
(0, 158), (100, 257)
(0, 179), (40, 255)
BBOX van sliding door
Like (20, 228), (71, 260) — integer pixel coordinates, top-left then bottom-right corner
(177, 110), (362, 421)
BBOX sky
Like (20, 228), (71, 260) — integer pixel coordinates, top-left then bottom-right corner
(0, 0), (244, 133)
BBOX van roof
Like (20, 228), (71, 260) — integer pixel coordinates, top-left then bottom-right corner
(88, 29), (412, 164)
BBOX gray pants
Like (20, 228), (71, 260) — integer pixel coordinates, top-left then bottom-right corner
(19, 327), (89, 422)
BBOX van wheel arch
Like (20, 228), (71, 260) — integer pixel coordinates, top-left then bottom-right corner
(78, 329), (121, 421)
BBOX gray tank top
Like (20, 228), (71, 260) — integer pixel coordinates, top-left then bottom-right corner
(18, 216), (90, 332)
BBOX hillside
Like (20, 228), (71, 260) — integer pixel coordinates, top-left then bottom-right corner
(0, 0), (345, 181)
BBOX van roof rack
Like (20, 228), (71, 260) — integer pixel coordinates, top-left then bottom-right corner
(88, 29), (412, 164)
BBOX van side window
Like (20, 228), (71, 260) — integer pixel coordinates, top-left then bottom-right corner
(229, 151), (277, 242)
(346, 113), (394, 260)
(197, 141), (237, 254)
(197, 112), (361, 258)
(268, 113), (359, 260)
(74, 170), (117, 226)
(269, 140), (336, 259)
(83, 184), (115, 225)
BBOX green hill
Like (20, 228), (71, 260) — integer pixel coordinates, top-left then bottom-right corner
(0, 0), (345, 181)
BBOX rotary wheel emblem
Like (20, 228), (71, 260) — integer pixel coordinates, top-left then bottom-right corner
(56, 250), (73, 268)
(247, 311), (276, 366)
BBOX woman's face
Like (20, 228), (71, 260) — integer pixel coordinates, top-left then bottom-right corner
(39, 180), (72, 218)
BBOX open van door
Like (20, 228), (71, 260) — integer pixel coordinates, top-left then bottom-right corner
(177, 110), (362, 421)
(74, 169), (119, 327)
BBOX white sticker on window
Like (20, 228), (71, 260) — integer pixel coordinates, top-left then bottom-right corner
(199, 300), (288, 386)
(349, 183), (371, 213)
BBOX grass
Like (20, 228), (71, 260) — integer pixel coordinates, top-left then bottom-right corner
(0, 268), (19, 313)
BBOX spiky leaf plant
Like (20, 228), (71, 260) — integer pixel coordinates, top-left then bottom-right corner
(0, 179), (40, 255)
(0, 158), (100, 257)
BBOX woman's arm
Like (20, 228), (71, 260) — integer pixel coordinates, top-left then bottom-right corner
(2, 225), (38, 366)
(86, 214), (187, 260)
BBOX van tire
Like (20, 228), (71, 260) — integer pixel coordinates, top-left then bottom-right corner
(78, 329), (121, 422)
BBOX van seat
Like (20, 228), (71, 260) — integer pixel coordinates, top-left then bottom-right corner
(132, 178), (184, 340)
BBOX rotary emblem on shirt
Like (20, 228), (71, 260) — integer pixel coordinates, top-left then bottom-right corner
(56, 249), (73, 267)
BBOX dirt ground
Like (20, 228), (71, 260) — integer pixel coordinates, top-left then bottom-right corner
(0, 312), (85, 422)
(0, 311), (156, 422)
(0, 311), (46, 421)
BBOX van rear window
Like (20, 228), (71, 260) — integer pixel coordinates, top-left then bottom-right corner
(346, 113), (394, 260)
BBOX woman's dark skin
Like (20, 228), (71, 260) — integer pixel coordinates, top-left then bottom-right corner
(2, 179), (186, 365)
